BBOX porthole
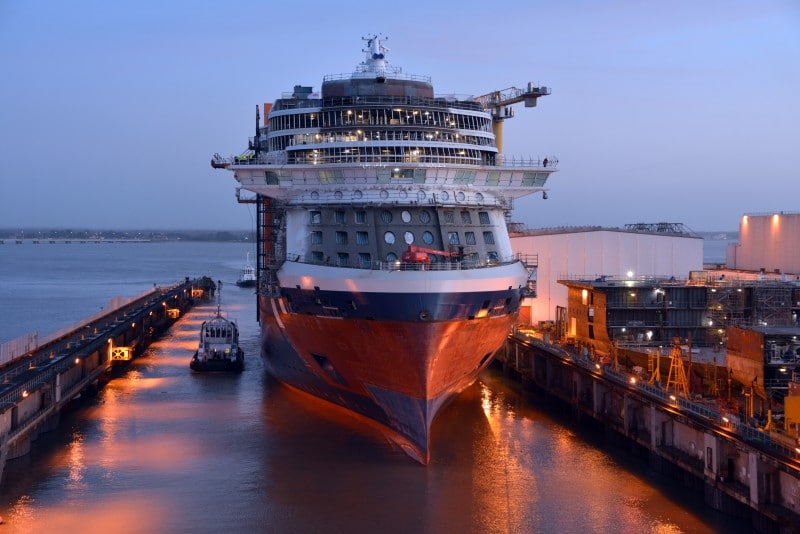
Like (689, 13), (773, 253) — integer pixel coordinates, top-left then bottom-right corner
(353, 190), (363, 199)
(401, 210), (412, 223)
(440, 191), (449, 201)
(334, 190), (343, 200)
(419, 211), (431, 223)
(456, 191), (466, 201)
(380, 189), (389, 199)
(404, 231), (414, 245)
(422, 231), (434, 245)
(399, 190), (408, 199)
(384, 231), (396, 245)
(311, 191), (319, 200)
(475, 192), (484, 202)
(386, 252), (398, 262)
(417, 190), (426, 201)
(381, 210), (393, 224)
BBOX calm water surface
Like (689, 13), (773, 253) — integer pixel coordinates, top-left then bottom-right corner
(0, 241), (748, 533)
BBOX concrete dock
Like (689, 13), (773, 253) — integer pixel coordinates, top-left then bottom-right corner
(0, 277), (214, 484)
(497, 332), (800, 533)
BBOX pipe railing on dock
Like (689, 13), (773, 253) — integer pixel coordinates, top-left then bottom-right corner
(513, 332), (800, 464)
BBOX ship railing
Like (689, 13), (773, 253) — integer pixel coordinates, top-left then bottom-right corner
(227, 152), (554, 170)
(272, 94), (485, 113)
(283, 253), (520, 272)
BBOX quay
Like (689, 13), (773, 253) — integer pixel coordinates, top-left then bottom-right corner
(497, 332), (800, 533)
(0, 276), (214, 484)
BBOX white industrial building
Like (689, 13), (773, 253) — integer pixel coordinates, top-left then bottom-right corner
(509, 223), (704, 325)
(726, 212), (800, 275)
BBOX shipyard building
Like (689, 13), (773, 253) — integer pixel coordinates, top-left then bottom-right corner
(510, 213), (800, 433)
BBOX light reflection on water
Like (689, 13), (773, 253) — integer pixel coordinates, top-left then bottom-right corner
(0, 246), (750, 533)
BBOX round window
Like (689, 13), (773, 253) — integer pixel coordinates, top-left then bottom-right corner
(399, 190), (408, 199)
(440, 191), (449, 201)
(380, 189), (389, 199)
(353, 190), (363, 199)
(334, 190), (343, 200)
(456, 191), (466, 201)
(419, 211), (431, 223)
(475, 192), (484, 202)
(311, 191), (319, 200)
(401, 210), (412, 223)
(422, 231), (434, 245)
(417, 190), (426, 201)
(384, 231), (396, 244)
(386, 252), (398, 262)
(404, 231), (414, 245)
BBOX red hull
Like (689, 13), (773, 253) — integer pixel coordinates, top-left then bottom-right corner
(262, 297), (517, 463)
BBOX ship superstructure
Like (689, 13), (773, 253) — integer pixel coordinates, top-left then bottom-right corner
(213, 35), (556, 463)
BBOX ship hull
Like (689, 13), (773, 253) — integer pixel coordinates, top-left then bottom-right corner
(258, 286), (521, 463)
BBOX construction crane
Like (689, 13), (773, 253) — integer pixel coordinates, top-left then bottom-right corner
(473, 83), (551, 154)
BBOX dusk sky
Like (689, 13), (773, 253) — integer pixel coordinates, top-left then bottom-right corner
(1, 1), (798, 232)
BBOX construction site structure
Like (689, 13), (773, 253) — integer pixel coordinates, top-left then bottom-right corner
(666, 339), (689, 397)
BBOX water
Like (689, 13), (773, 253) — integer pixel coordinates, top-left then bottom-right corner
(0, 241), (748, 533)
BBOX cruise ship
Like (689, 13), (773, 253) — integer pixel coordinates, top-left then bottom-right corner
(212, 35), (556, 463)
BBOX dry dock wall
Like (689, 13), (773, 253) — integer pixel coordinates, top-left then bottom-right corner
(0, 279), (207, 485)
(497, 333), (800, 534)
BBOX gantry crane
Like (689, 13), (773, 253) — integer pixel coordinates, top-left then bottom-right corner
(473, 83), (551, 154)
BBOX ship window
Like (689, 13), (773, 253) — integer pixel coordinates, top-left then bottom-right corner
(355, 210), (367, 223)
(311, 231), (323, 245)
(311, 251), (324, 262)
(381, 210), (393, 224)
(404, 231), (415, 245)
(356, 231), (368, 245)
(336, 231), (348, 245)
(486, 172), (500, 186)
(401, 210), (412, 223)
(465, 232), (476, 245)
(419, 211), (431, 223)
(448, 232), (460, 245)
(417, 190), (427, 201)
(479, 212), (490, 224)
(422, 231), (434, 245)
(461, 211), (472, 224)
(265, 171), (280, 185)
(310, 211), (321, 224)
(353, 190), (363, 199)
(358, 253), (371, 266)
(335, 210), (345, 223)
(337, 253), (349, 266)
(386, 252), (398, 262)
(456, 192), (466, 201)
(483, 231), (495, 245)
(487, 251), (498, 261)
(384, 231), (396, 245)
(444, 211), (455, 224)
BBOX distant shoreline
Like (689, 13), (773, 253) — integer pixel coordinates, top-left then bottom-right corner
(0, 229), (255, 242)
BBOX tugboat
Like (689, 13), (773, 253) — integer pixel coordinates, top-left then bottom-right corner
(190, 282), (244, 372)
(235, 252), (257, 288)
